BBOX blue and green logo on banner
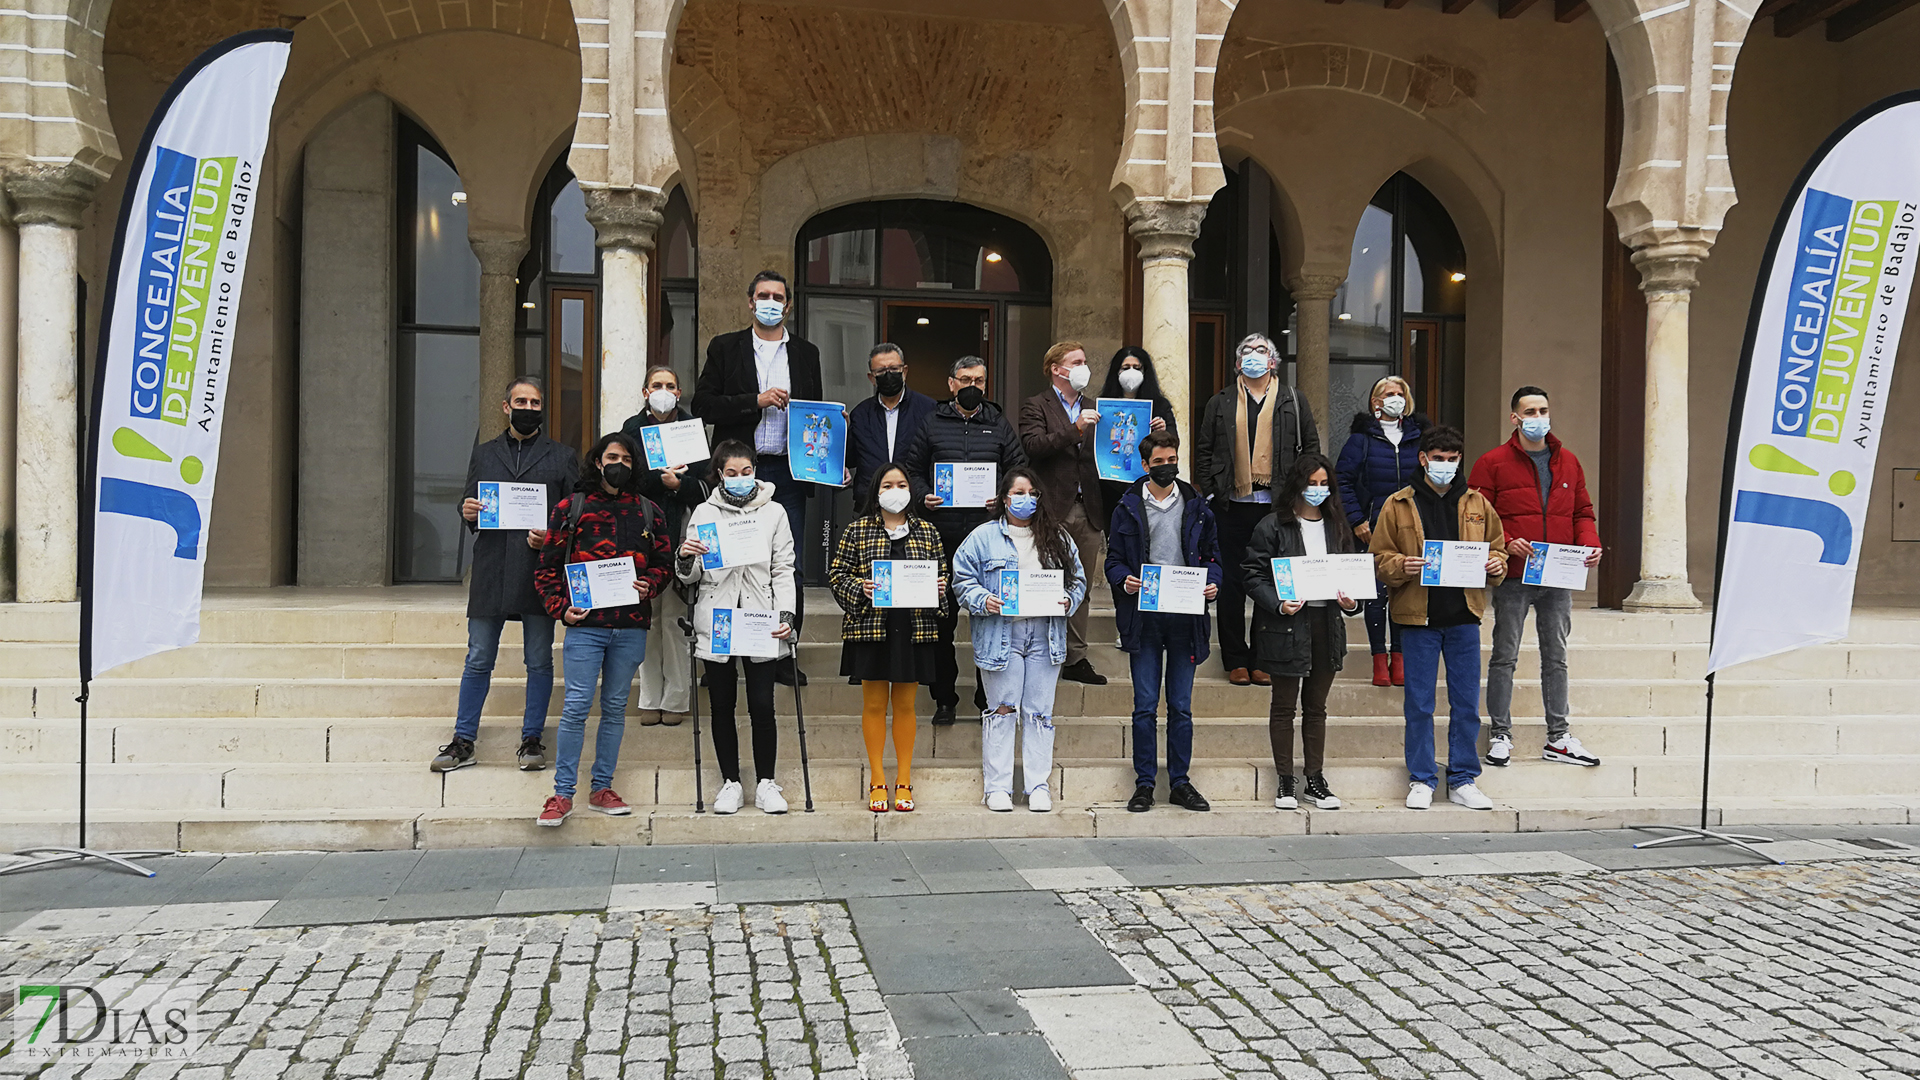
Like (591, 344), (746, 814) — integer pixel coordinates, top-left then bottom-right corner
(1772, 187), (1896, 443)
(128, 146), (235, 425)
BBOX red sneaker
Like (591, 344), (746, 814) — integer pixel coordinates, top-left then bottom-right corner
(537, 795), (572, 826)
(1371, 654), (1391, 687)
(588, 788), (632, 816)
(1389, 652), (1405, 687)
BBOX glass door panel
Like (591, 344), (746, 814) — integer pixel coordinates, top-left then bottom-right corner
(883, 302), (992, 403)
(1403, 318), (1442, 421)
(1189, 312), (1225, 440)
(548, 289), (596, 458)
(397, 332), (478, 582)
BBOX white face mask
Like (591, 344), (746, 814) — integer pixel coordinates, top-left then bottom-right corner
(1425, 459), (1459, 487)
(648, 389), (677, 414)
(877, 488), (911, 515)
(1380, 395), (1407, 419)
(1065, 365), (1090, 392)
(1117, 368), (1144, 393)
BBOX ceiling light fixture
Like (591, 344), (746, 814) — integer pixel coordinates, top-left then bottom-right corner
(985, 252), (1003, 263)
(1337, 312), (1352, 321)
(521, 301), (536, 309)
(916, 317), (930, 325)
(1450, 271), (1466, 282)
(451, 191), (467, 205)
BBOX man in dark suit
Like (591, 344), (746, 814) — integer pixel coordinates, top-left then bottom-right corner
(847, 343), (938, 499)
(1017, 340), (1108, 685)
(432, 375), (580, 774)
(692, 269), (823, 685)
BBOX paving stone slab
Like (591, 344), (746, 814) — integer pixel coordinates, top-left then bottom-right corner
(902, 1032), (1070, 1080)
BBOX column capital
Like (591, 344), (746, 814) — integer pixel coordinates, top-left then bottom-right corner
(584, 187), (668, 253)
(3, 165), (98, 229)
(468, 234), (530, 275)
(1287, 272), (1346, 302)
(1124, 199), (1207, 262)
(1628, 236), (1712, 297)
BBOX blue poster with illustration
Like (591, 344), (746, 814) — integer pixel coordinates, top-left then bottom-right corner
(1419, 540), (1444, 587)
(999, 570), (1021, 615)
(1095, 398), (1153, 482)
(1139, 564), (1162, 610)
(786, 400), (848, 486)
(476, 482), (503, 530)
(565, 563), (592, 609)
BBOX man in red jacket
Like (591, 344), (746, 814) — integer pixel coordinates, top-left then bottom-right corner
(1468, 387), (1604, 769)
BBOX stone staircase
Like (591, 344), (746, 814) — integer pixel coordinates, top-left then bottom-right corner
(2, 587), (1916, 851)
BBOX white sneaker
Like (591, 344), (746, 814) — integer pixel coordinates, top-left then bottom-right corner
(1406, 783), (1434, 810)
(1486, 734), (1512, 767)
(713, 780), (744, 815)
(1027, 786), (1052, 813)
(986, 791), (1014, 812)
(1447, 783), (1493, 810)
(755, 779), (788, 814)
(1543, 735), (1600, 767)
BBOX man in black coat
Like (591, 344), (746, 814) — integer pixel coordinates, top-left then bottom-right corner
(847, 343), (938, 499)
(432, 375), (580, 774)
(900, 356), (1029, 723)
(1192, 333), (1321, 687)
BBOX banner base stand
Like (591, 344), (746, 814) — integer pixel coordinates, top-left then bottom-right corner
(0, 846), (174, 878)
(1629, 825), (1783, 865)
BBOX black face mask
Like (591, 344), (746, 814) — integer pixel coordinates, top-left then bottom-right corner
(601, 462), (634, 490)
(510, 408), (543, 436)
(874, 371), (905, 398)
(1148, 463), (1180, 488)
(956, 386), (985, 412)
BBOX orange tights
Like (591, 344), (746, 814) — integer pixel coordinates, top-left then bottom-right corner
(861, 681), (919, 788)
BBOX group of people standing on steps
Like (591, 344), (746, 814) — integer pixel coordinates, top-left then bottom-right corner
(429, 266), (1607, 826)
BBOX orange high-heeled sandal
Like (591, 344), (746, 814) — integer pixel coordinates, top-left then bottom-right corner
(893, 785), (914, 812)
(869, 785), (891, 813)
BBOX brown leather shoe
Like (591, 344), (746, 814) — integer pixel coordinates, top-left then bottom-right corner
(1227, 667), (1252, 686)
(1250, 670), (1272, 687)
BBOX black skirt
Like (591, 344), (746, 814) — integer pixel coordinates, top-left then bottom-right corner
(841, 606), (939, 684)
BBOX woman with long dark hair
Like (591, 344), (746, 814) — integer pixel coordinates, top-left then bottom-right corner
(1096, 346), (1180, 520)
(951, 467), (1087, 813)
(1243, 452), (1362, 813)
(827, 463), (949, 812)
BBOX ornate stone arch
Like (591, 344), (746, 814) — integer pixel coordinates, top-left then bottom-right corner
(567, 0), (687, 194)
(0, 0), (119, 191)
(1105, 0), (1229, 210)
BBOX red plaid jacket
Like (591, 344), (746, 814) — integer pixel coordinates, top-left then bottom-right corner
(535, 489), (674, 629)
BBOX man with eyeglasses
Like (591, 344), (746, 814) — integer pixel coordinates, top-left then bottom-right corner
(1193, 333), (1321, 686)
(848, 343), (937, 499)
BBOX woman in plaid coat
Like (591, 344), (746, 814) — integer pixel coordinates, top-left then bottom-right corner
(828, 463), (950, 813)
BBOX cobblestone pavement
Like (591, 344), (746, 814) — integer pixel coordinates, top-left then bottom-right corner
(1065, 859), (1920, 1080)
(3, 858), (1919, 1079)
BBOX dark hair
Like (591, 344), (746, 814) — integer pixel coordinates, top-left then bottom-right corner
(580, 432), (641, 492)
(950, 355), (988, 378)
(747, 269), (789, 300)
(861, 462), (919, 519)
(1099, 346), (1164, 403)
(1138, 429), (1179, 460)
(1420, 425), (1465, 455)
(1510, 385), (1549, 411)
(1276, 451), (1353, 552)
(996, 467), (1081, 592)
(643, 364), (680, 389)
(868, 343), (905, 367)
(505, 374), (545, 401)
(707, 439), (757, 486)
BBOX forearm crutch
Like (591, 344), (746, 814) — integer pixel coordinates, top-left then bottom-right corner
(790, 647), (815, 813)
(681, 577), (704, 813)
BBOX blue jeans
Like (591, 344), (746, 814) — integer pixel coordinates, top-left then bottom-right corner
(1128, 615), (1195, 789)
(979, 619), (1059, 797)
(553, 627), (648, 799)
(1400, 623), (1483, 790)
(454, 615), (556, 743)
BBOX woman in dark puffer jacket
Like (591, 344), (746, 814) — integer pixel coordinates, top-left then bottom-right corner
(1332, 376), (1424, 687)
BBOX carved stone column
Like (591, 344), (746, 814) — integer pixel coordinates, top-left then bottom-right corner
(1622, 240), (1707, 612)
(585, 188), (666, 436)
(1287, 273), (1345, 441)
(6, 167), (96, 603)
(470, 235), (530, 440)
(1125, 200), (1207, 474)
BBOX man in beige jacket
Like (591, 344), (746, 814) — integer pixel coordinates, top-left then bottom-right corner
(1369, 425), (1507, 812)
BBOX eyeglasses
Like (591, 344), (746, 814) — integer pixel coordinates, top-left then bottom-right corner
(871, 366), (906, 377)
(1239, 344), (1273, 357)
(952, 374), (987, 387)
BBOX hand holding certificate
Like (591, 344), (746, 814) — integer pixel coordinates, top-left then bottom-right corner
(1271, 554), (1376, 603)
(696, 517), (770, 570)
(477, 482), (548, 530)
(565, 557), (639, 610)
(1138, 564), (1208, 614)
(710, 607), (780, 658)
(873, 560), (939, 608)
(1419, 540), (1490, 589)
(998, 569), (1066, 617)
(640, 419), (710, 469)
(933, 463), (997, 508)
(1522, 542), (1595, 590)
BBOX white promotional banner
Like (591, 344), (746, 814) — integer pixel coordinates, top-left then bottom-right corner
(82, 32), (293, 680)
(1709, 93), (1920, 674)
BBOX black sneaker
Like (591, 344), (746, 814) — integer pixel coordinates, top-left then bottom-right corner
(1169, 783), (1210, 812)
(933, 704), (957, 726)
(1126, 785), (1154, 813)
(1274, 773), (1298, 811)
(1304, 772), (1341, 810)
(431, 737), (475, 773)
(516, 737), (546, 772)
(1060, 659), (1107, 685)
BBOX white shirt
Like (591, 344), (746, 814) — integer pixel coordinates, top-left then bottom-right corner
(752, 331), (791, 456)
(1300, 516), (1329, 557)
(1008, 523), (1041, 571)
(1381, 418), (1403, 448)
(882, 395), (904, 458)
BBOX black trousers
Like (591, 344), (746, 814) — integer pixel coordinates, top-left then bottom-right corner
(705, 657), (778, 782)
(1270, 604), (1338, 776)
(1214, 500), (1270, 671)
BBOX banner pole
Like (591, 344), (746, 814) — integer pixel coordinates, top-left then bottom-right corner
(1699, 672), (1714, 831)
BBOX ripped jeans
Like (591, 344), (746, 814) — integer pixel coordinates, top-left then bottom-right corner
(979, 618), (1060, 797)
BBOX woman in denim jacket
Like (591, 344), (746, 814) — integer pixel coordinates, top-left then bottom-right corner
(951, 467), (1087, 813)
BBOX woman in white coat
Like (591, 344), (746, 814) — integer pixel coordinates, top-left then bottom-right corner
(676, 440), (798, 815)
